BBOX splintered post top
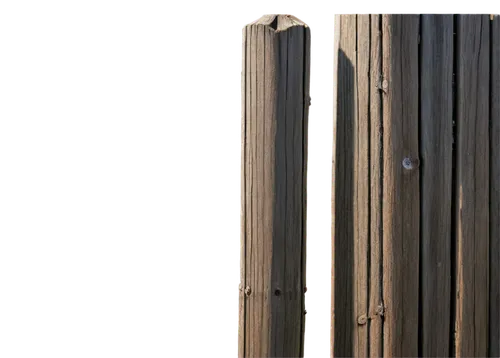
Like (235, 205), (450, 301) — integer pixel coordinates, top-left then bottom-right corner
(245, 13), (309, 32)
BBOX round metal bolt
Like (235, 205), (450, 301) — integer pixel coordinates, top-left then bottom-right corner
(402, 157), (413, 169)
(357, 315), (368, 325)
(402, 157), (420, 170)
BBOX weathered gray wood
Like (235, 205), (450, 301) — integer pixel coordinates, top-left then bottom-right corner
(368, 14), (383, 358)
(454, 14), (490, 358)
(240, 14), (310, 358)
(490, 14), (500, 358)
(420, 14), (453, 357)
(299, 25), (311, 358)
(329, 14), (342, 357)
(381, 14), (420, 357)
(239, 25), (247, 358)
(332, 14), (356, 358)
(353, 14), (370, 358)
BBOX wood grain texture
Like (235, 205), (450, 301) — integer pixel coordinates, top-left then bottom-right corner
(354, 14), (370, 358)
(240, 14), (310, 358)
(299, 25), (311, 358)
(368, 14), (383, 358)
(454, 14), (490, 358)
(490, 14), (500, 358)
(381, 14), (420, 357)
(419, 14), (453, 357)
(329, 14), (342, 356)
(239, 25), (247, 358)
(332, 14), (356, 358)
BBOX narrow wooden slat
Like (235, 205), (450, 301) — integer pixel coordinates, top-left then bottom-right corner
(263, 23), (276, 357)
(454, 14), (490, 358)
(271, 25), (288, 358)
(381, 14), (420, 357)
(238, 25), (247, 358)
(331, 16), (340, 358)
(244, 23), (255, 358)
(284, 24), (305, 357)
(299, 25), (311, 357)
(420, 14), (453, 357)
(332, 14), (356, 358)
(490, 14), (500, 358)
(354, 14), (370, 358)
(368, 14), (383, 358)
(240, 15), (309, 358)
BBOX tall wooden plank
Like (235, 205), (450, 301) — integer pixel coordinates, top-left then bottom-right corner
(354, 14), (370, 358)
(329, 13), (343, 357)
(283, 24), (305, 357)
(239, 25), (247, 358)
(490, 14), (500, 358)
(368, 14), (383, 358)
(419, 14), (453, 357)
(381, 15), (420, 357)
(271, 25), (288, 358)
(299, 25), (311, 358)
(240, 15), (309, 358)
(332, 14), (356, 358)
(454, 14), (490, 358)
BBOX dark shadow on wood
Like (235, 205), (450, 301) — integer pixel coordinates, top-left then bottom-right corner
(333, 48), (355, 358)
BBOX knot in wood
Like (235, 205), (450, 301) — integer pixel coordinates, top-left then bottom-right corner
(244, 286), (252, 296)
(304, 286), (307, 293)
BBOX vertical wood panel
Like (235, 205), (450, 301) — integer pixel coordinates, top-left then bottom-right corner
(329, 14), (342, 357)
(381, 14), (420, 357)
(284, 24), (305, 357)
(490, 14), (500, 358)
(354, 14), (370, 358)
(299, 26), (311, 358)
(239, 25), (247, 358)
(454, 14), (490, 358)
(241, 15), (309, 358)
(368, 14), (383, 358)
(332, 14), (356, 358)
(419, 14), (453, 357)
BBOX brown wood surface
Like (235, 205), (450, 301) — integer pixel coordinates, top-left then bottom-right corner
(454, 14), (490, 358)
(354, 14), (370, 358)
(332, 14), (356, 358)
(490, 14), (500, 358)
(240, 14), (310, 358)
(419, 14), (453, 357)
(368, 14), (383, 358)
(381, 14), (420, 357)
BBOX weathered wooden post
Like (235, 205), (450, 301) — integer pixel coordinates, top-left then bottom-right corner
(239, 14), (310, 358)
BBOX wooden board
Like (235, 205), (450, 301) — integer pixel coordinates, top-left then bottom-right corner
(490, 14), (500, 358)
(419, 14), (453, 357)
(354, 14), (370, 358)
(454, 14), (490, 358)
(368, 14), (383, 358)
(381, 14), (420, 357)
(332, 14), (356, 358)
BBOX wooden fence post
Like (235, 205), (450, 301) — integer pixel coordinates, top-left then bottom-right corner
(333, 14), (500, 358)
(239, 15), (310, 358)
